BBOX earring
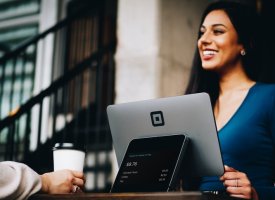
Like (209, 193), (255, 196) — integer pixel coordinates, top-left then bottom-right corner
(241, 49), (246, 56)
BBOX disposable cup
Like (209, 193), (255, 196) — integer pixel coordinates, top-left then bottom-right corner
(53, 143), (86, 172)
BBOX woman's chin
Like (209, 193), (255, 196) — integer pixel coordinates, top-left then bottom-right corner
(202, 65), (218, 71)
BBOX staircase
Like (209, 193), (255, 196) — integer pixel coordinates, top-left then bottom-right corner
(0, 0), (117, 192)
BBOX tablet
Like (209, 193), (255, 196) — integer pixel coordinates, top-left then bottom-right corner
(107, 93), (224, 177)
(110, 134), (189, 192)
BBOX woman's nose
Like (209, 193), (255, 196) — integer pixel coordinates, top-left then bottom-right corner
(199, 32), (212, 45)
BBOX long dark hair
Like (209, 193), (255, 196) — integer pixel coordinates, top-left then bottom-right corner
(185, 1), (261, 105)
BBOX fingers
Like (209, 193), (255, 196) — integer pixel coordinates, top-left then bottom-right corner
(41, 170), (86, 194)
(72, 177), (85, 187)
(223, 176), (250, 188)
(227, 186), (252, 199)
(70, 171), (85, 192)
(71, 185), (78, 193)
(71, 185), (83, 193)
(72, 170), (85, 179)
(226, 185), (252, 195)
(220, 165), (238, 181)
(71, 171), (85, 186)
(230, 194), (248, 199)
(220, 165), (252, 199)
(70, 171), (85, 193)
(226, 186), (244, 199)
(220, 166), (248, 181)
(224, 165), (237, 172)
(223, 179), (239, 187)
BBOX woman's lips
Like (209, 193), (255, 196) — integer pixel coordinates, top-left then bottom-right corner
(201, 50), (217, 60)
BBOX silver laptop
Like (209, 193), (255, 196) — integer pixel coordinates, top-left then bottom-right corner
(107, 93), (224, 177)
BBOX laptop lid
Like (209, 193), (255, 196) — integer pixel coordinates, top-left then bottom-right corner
(107, 93), (224, 177)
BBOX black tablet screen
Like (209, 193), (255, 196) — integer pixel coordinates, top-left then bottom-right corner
(111, 134), (188, 192)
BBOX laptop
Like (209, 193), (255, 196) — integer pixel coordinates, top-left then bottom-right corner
(107, 93), (224, 177)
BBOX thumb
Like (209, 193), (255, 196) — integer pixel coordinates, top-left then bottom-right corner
(224, 165), (237, 172)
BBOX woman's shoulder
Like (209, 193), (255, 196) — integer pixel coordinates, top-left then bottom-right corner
(251, 83), (275, 105)
(251, 82), (275, 109)
(253, 82), (275, 93)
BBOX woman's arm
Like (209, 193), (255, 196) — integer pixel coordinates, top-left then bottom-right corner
(0, 161), (41, 200)
(0, 161), (85, 200)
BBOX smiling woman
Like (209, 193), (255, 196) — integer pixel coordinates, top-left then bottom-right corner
(185, 1), (275, 200)
(198, 10), (243, 73)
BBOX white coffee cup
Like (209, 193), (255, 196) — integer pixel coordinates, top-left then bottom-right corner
(53, 143), (86, 172)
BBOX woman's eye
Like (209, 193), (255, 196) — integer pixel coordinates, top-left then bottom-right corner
(213, 29), (224, 35)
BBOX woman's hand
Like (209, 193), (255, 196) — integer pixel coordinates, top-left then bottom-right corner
(220, 165), (258, 199)
(40, 169), (85, 194)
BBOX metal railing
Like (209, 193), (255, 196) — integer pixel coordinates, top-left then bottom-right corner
(0, 43), (116, 191)
(0, 1), (116, 192)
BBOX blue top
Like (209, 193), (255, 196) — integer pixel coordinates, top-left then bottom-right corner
(199, 82), (275, 199)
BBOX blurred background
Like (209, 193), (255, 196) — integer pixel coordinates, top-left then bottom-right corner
(0, 0), (273, 193)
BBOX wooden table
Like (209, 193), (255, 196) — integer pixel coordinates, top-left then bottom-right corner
(29, 191), (242, 200)
(29, 192), (204, 200)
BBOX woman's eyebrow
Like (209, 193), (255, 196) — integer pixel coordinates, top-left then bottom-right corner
(212, 23), (227, 28)
(201, 23), (228, 28)
(200, 23), (229, 32)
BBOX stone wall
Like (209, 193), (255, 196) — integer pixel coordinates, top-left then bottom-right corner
(115, 0), (209, 102)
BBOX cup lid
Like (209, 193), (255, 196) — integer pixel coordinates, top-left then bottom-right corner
(53, 143), (86, 152)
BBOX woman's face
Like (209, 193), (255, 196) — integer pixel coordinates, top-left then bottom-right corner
(198, 10), (243, 73)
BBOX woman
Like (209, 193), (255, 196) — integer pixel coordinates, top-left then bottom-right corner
(185, 1), (275, 200)
(0, 161), (85, 200)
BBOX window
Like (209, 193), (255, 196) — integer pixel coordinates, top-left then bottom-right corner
(0, 0), (40, 118)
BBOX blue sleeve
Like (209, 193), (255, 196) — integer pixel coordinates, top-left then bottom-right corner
(256, 92), (275, 199)
(271, 92), (275, 147)
(255, 186), (275, 200)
